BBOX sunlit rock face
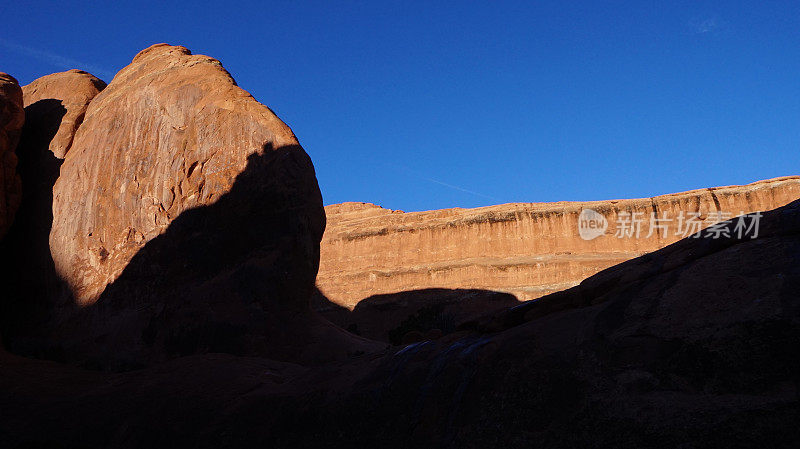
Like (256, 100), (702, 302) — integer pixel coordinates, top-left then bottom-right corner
(318, 176), (800, 309)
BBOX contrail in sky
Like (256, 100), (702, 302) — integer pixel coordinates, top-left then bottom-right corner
(0, 37), (115, 80)
(385, 162), (497, 201)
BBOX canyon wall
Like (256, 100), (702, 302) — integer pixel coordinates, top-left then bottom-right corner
(318, 176), (800, 309)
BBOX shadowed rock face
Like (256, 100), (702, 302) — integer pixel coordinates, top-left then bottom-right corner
(314, 287), (519, 344)
(0, 72), (23, 240)
(318, 177), (800, 309)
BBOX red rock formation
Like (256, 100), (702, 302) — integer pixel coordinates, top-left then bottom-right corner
(0, 73), (24, 239)
(318, 177), (800, 310)
(50, 44), (308, 305)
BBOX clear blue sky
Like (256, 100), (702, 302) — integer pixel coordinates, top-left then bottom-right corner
(2, 1), (798, 211)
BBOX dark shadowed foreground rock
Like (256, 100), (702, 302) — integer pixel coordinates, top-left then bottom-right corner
(2, 198), (798, 448)
(0, 72), (23, 240)
(314, 287), (519, 344)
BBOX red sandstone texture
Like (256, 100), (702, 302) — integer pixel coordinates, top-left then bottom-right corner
(49, 44), (307, 305)
(318, 176), (800, 310)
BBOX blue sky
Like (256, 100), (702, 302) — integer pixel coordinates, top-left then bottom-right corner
(2, 0), (798, 211)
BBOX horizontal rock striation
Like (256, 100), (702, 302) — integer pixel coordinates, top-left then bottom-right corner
(318, 176), (800, 309)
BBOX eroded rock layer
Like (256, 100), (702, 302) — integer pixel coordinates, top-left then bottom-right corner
(318, 176), (800, 309)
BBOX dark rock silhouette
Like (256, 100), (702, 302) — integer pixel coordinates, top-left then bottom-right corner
(1, 199), (798, 448)
(315, 287), (519, 343)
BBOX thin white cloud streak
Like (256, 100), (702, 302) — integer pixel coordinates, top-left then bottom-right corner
(385, 162), (497, 202)
(0, 38), (114, 80)
(688, 17), (723, 34)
